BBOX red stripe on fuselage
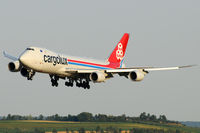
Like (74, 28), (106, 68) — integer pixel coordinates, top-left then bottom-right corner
(67, 59), (120, 69)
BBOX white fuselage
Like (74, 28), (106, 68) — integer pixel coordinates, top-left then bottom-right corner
(20, 47), (117, 77)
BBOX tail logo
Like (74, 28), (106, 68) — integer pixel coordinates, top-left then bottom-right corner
(116, 43), (123, 60)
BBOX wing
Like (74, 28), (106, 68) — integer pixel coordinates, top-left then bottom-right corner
(63, 65), (195, 74)
(3, 51), (18, 61)
(106, 65), (196, 73)
(60, 65), (195, 82)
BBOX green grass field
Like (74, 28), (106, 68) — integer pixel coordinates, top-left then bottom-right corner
(0, 120), (200, 133)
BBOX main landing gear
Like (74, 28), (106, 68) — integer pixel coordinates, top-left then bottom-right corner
(65, 78), (74, 87)
(50, 75), (59, 87)
(65, 78), (90, 89)
(49, 75), (90, 89)
(75, 79), (90, 89)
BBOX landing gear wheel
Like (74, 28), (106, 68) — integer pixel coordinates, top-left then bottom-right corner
(55, 82), (58, 87)
(65, 82), (68, 86)
(76, 82), (80, 87)
(70, 83), (73, 87)
(82, 81), (86, 89)
(65, 78), (74, 87)
(87, 84), (90, 89)
(74, 78), (90, 89)
(50, 75), (59, 87)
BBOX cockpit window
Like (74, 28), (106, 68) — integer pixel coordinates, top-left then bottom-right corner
(26, 48), (35, 51)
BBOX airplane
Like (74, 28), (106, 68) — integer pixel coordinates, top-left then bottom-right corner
(3, 33), (194, 89)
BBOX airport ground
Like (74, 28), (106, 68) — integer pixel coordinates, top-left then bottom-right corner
(0, 120), (200, 133)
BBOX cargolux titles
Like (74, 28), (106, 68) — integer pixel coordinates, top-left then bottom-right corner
(44, 55), (68, 66)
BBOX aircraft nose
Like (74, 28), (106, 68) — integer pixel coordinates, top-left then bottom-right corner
(19, 52), (29, 65)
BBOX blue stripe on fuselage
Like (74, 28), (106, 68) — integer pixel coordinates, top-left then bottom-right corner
(120, 59), (124, 68)
(68, 61), (110, 70)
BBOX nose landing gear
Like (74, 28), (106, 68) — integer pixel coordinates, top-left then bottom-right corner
(26, 69), (35, 80)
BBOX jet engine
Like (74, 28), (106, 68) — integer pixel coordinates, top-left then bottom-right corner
(90, 72), (106, 82)
(20, 67), (28, 77)
(128, 71), (145, 81)
(8, 61), (21, 72)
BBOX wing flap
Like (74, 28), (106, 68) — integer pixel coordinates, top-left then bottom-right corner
(144, 67), (179, 71)
(106, 69), (138, 73)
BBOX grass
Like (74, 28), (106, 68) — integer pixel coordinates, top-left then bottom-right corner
(0, 120), (200, 133)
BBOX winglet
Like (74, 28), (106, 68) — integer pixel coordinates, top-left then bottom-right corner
(3, 51), (6, 56)
(3, 51), (18, 61)
(179, 64), (198, 69)
(143, 64), (197, 71)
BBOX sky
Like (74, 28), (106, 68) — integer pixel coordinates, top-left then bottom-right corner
(0, 0), (199, 121)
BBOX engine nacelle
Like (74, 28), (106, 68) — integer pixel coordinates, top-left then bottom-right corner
(128, 71), (145, 81)
(20, 67), (28, 77)
(8, 61), (21, 72)
(90, 72), (106, 83)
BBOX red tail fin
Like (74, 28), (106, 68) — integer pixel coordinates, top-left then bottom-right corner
(107, 33), (129, 67)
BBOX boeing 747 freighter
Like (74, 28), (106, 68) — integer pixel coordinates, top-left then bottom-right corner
(3, 33), (193, 89)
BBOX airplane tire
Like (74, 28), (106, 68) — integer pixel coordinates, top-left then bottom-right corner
(76, 83), (80, 87)
(52, 83), (55, 86)
(70, 83), (73, 87)
(55, 82), (58, 87)
(87, 85), (90, 89)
